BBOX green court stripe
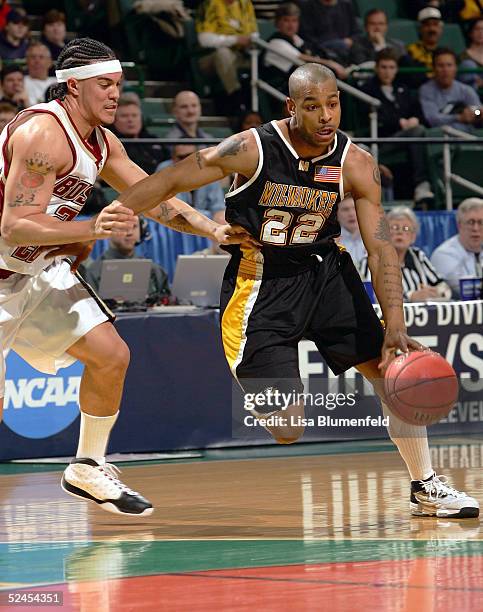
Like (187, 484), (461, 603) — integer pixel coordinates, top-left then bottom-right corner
(2, 540), (483, 585)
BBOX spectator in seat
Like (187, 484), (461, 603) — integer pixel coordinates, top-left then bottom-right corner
(299, 0), (360, 65)
(0, 65), (28, 110)
(350, 9), (406, 68)
(196, 0), (258, 113)
(363, 49), (434, 206)
(359, 207), (451, 302)
(401, 7), (445, 87)
(41, 9), (67, 63)
(419, 47), (482, 133)
(459, 18), (483, 92)
(111, 94), (164, 174)
(165, 90), (213, 145)
(262, 1), (347, 101)
(336, 196), (366, 266)
(84, 216), (171, 304)
(431, 198), (483, 296)
(405, 1), (464, 23)
(237, 109), (263, 131)
(157, 143), (225, 218)
(0, 8), (30, 60)
(24, 42), (57, 107)
(0, 100), (16, 132)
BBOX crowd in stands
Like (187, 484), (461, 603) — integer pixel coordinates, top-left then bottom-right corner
(0, 0), (480, 304)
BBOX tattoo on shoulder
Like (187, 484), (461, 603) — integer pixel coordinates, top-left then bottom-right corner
(374, 215), (390, 241)
(372, 164), (381, 186)
(21, 153), (54, 188)
(195, 151), (203, 170)
(8, 152), (53, 207)
(217, 135), (247, 158)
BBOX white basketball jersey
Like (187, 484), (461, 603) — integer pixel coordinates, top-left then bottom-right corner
(0, 99), (109, 275)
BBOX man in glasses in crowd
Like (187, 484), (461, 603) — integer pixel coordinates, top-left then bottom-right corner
(431, 198), (483, 296)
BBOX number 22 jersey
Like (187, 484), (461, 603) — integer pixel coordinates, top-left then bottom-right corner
(225, 120), (351, 267)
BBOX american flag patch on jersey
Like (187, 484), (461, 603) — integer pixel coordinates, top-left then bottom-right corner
(314, 165), (341, 183)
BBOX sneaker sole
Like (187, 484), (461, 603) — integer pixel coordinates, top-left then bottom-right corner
(61, 477), (154, 517)
(410, 502), (479, 519)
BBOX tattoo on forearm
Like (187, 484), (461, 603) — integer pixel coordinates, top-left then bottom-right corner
(217, 135), (247, 158)
(372, 165), (381, 186)
(382, 266), (403, 309)
(374, 215), (390, 241)
(195, 151), (203, 170)
(153, 201), (212, 236)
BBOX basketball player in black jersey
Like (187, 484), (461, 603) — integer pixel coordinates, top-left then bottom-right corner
(115, 64), (478, 518)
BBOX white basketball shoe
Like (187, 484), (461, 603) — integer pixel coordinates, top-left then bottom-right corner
(62, 458), (153, 516)
(410, 473), (479, 518)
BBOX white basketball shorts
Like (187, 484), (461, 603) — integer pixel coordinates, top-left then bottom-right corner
(0, 260), (113, 397)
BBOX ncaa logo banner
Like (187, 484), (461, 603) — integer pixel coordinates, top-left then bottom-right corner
(3, 352), (83, 439)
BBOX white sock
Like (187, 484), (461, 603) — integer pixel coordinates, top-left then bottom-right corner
(381, 402), (433, 481)
(76, 411), (119, 465)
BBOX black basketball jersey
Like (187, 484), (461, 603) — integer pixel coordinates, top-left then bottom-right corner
(225, 120), (351, 266)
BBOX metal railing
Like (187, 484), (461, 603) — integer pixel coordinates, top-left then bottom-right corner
(248, 36), (381, 158)
(441, 126), (483, 210)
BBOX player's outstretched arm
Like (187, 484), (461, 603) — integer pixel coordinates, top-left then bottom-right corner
(101, 130), (253, 241)
(1, 117), (135, 246)
(109, 131), (258, 231)
(344, 145), (422, 368)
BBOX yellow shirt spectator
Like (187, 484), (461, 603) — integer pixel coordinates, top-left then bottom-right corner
(196, 0), (257, 37)
(407, 41), (435, 73)
(460, 0), (483, 21)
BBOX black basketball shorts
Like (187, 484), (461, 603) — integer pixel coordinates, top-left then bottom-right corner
(220, 245), (384, 396)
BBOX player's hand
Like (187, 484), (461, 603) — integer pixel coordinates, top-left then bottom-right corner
(213, 223), (259, 246)
(93, 201), (136, 238)
(40, 241), (95, 274)
(379, 328), (426, 372)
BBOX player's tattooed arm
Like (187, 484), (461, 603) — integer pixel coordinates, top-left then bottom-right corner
(150, 200), (218, 237)
(216, 134), (248, 158)
(373, 212), (390, 242)
(7, 153), (54, 207)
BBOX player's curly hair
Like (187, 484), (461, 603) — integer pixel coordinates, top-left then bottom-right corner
(48, 38), (117, 101)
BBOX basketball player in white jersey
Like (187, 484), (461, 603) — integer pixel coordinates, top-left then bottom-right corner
(0, 38), (249, 516)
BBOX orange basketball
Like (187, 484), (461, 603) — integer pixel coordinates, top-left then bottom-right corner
(384, 350), (458, 426)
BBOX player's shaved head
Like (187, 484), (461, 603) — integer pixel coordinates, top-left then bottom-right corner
(288, 63), (337, 99)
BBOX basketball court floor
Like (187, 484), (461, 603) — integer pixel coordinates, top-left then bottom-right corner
(1, 436), (482, 611)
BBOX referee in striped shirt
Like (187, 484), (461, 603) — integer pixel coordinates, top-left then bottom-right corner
(359, 206), (451, 302)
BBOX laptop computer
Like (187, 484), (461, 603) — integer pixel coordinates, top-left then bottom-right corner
(171, 254), (230, 307)
(98, 259), (152, 302)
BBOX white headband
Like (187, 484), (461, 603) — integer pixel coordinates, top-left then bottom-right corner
(56, 60), (122, 83)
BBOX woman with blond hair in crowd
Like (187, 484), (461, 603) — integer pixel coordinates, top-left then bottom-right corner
(359, 206), (451, 302)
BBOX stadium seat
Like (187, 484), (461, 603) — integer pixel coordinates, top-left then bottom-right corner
(257, 19), (276, 40)
(387, 19), (418, 45)
(141, 99), (171, 122)
(439, 23), (466, 55)
(355, 0), (399, 19)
